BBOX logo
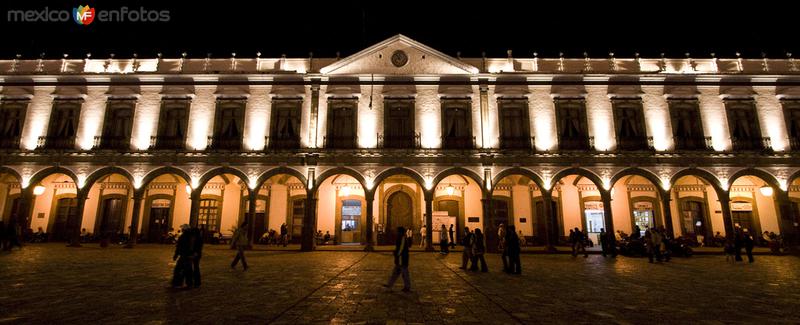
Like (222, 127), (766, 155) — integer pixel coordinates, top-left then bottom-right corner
(73, 5), (95, 25)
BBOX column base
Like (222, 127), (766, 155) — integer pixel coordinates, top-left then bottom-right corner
(67, 243), (82, 248)
(364, 244), (374, 252)
(425, 245), (435, 252)
(544, 245), (558, 253)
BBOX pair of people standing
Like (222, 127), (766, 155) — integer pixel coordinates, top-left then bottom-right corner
(458, 227), (488, 272)
(171, 224), (203, 289)
(500, 224), (521, 274)
(569, 227), (588, 258)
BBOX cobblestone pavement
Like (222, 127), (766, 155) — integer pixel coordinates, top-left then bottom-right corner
(1, 244), (798, 324)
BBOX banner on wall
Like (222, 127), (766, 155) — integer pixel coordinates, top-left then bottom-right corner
(432, 211), (455, 243)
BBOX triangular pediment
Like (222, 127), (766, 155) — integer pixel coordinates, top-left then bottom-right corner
(320, 34), (478, 75)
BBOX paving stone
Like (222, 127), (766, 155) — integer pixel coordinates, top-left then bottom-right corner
(0, 244), (798, 324)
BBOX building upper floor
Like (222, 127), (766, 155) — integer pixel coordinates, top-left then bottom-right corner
(1, 35), (800, 155)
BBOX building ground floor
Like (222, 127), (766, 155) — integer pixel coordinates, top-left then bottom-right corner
(1, 165), (799, 250)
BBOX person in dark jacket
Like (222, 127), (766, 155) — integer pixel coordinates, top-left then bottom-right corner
(448, 224), (455, 249)
(190, 227), (203, 287)
(459, 227), (473, 270)
(171, 224), (194, 288)
(383, 226), (411, 292)
(470, 228), (488, 272)
(743, 229), (755, 263)
(504, 225), (521, 274)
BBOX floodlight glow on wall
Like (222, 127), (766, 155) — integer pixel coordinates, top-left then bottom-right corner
(759, 185), (773, 197)
(33, 185), (46, 196)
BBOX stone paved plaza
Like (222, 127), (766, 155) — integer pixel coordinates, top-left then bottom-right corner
(1, 244), (799, 324)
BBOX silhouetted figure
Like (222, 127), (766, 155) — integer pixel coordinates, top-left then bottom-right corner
(572, 227), (587, 258)
(734, 226), (744, 262)
(5, 219), (22, 250)
(439, 224), (449, 254)
(231, 222), (249, 270)
(459, 227), (473, 269)
(449, 224), (455, 249)
(384, 226), (411, 292)
(505, 225), (521, 274)
(470, 228), (488, 272)
(743, 229), (755, 263)
(171, 224), (194, 288)
(0, 221), (7, 250)
(280, 223), (288, 247)
(190, 227), (203, 287)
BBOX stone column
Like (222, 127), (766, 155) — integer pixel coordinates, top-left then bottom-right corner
(660, 190), (675, 238)
(601, 191), (615, 235)
(719, 193), (734, 239)
(776, 192), (798, 245)
(69, 192), (88, 247)
(479, 79), (489, 148)
(308, 79), (321, 147)
(124, 193), (144, 248)
(189, 192), (200, 228)
(482, 197), (498, 253)
(301, 196), (318, 251)
(365, 192), (374, 251)
(541, 191), (556, 251)
(16, 190), (34, 235)
(247, 191), (257, 246)
(424, 192), (434, 251)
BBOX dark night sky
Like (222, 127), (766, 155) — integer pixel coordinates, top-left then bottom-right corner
(0, 0), (796, 60)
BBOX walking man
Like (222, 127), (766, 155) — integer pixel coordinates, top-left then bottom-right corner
(280, 223), (288, 247)
(419, 225), (427, 248)
(171, 224), (194, 288)
(459, 227), (473, 269)
(439, 224), (449, 254)
(448, 224), (455, 249)
(190, 226), (204, 287)
(384, 226), (411, 292)
(505, 225), (521, 274)
(231, 222), (249, 270)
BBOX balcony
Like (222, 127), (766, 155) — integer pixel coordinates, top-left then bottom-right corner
(616, 136), (652, 151)
(442, 136), (475, 150)
(323, 135), (357, 149)
(266, 136), (300, 150)
(673, 136), (712, 151)
(0, 137), (20, 149)
(731, 136), (770, 151)
(208, 136), (242, 151)
(94, 136), (131, 150)
(37, 136), (76, 150)
(499, 136), (535, 150)
(150, 136), (185, 150)
(558, 136), (591, 150)
(378, 133), (420, 149)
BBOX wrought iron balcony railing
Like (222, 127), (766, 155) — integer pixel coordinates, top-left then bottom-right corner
(377, 133), (421, 149)
(0, 137), (21, 149)
(323, 135), (358, 149)
(441, 135), (476, 150)
(731, 136), (771, 151)
(207, 136), (243, 151)
(499, 136), (535, 150)
(150, 136), (185, 150)
(37, 136), (76, 150)
(266, 136), (301, 150)
(94, 136), (131, 150)
(558, 136), (591, 151)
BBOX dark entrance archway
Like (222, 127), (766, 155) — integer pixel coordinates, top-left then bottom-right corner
(386, 191), (413, 244)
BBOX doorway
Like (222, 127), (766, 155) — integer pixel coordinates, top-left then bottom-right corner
(51, 197), (78, 241)
(340, 199), (362, 243)
(98, 197), (125, 242)
(387, 191), (413, 244)
(147, 198), (171, 243)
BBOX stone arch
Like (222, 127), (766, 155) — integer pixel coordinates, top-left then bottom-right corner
(669, 168), (725, 195)
(551, 167), (604, 189)
(0, 166), (22, 182)
(255, 167), (308, 191)
(313, 167), (367, 197)
(728, 168), (782, 191)
(196, 166), (251, 195)
(139, 166), (192, 193)
(29, 166), (79, 190)
(491, 167), (547, 192)
(83, 166), (135, 192)
(431, 167), (484, 196)
(373, 167), (427, 192)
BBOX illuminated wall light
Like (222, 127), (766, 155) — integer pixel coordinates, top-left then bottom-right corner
(778, 179), (788, 192)
(602, 178), (612, 191)
(190, 177), (200, 190)
(358, 109), (378, 148)
(424, 178), (434, 191)
(33, 185), (46, 196)
(307, 168), (315, 190)
(541, 178), (552, 191)
(446, 184), (455, 196)
(759, 185), (774, 197)
(420, 110), (441, 148)
(248, 178), (258, 190)
(133, 177), (143, 189)
(660, 178), (671, 191)
(21, 176), (31, 189)
(185, 185), (192, 195)
(719, 178), (729, 191)
(76, 174), (87, 189)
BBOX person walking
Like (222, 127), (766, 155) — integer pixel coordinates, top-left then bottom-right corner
(573, 227), (587, 258)
(0, 221), (7, 250)
(470, 228), (488, 272)
(505, 225), (521, 274)
(647, 227), (663, 263)
(439, 224), (449, 254)
(419, 225), (427, 248)
(734, 226), (744, 262)
(280, 223), (288, 247)
(600, 228), (609, 257)
(190, 227), (203, 287)
(5, 219), (22, 251)
(743, 229), (755, 263)
(383, 226), (411, 292)
(459, 227), (473, 269)
(569, 229), (576, 257)
(498, 223), (509, 270)
(171, 224), (194, 288)
(231, 222), (249, 270)
(448, 224), (455, 249)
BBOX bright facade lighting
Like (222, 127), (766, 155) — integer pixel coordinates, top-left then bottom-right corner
(446, 184), (454, 196)
(340, 185), (351, 197)
(759, 185), (773, 197)
(185, 185), (192, 195)
(33, 185), (46, 196)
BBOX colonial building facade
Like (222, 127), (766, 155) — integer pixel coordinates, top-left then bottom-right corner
(1, 35), (799, 251)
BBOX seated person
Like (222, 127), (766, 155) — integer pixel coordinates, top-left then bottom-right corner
(323, 231), (331, 244)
